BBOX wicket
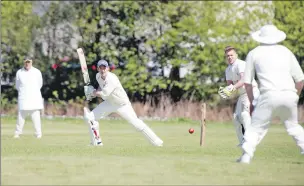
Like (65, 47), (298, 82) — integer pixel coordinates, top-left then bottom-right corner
(200, 102), (206, 146)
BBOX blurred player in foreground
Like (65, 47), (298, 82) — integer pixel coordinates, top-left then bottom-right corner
(83, 60), (163, 146)
(219, 46), (263, 147)
(14, 57), (44, 138)
(238, 25), (304, 164)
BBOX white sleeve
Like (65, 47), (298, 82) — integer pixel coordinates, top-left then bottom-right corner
(38, 70), (43, 89)
(244, 52), (255, 84)
(96, 73), (99, 82)
(15, 71), (20, 91)
(237, 61), (246, 74)
(225, 67), (232, 81)
(99, 75), (118, 100)
(290, 51), (304, 83)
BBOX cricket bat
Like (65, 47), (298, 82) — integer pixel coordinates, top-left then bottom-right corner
(78, 50), (101, 145)
(77, 48), (91, 86)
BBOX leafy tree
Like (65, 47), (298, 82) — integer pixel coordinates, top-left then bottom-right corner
(1, 1), (41, 106)
(32, 1), (85, 102)
(273, 1), (304, 103)
(147, 1), (273, 104)
(73, 1), (169, 103)
(1, 1), (289, 110)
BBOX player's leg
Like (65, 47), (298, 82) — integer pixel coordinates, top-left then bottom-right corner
(240, 89), (266, 146)
(239, 92), (266, 146)
(84, 107), (103, 146)
(239, 93), (251, 130)
(251, 89), (267, 144)
(83, 101), (116, 146)
(233, 113), (244, 146)
(116, 104), (163, 146)
(14, 110), (28, 138)
(281, 92), (304, 154)
(30, 110), (42, 138)
(238, 92), (273, 163)
(233, 97), (245, 146)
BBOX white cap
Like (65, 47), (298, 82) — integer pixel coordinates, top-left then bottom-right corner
(97, 60), (109, 67)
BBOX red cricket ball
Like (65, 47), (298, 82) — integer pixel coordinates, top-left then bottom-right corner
(189, 128), (194, 134)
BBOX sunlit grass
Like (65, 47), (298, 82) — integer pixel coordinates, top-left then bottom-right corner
(1, 117), (304, 185)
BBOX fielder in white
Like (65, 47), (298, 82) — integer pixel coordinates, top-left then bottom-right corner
(14, 57), (44, 138)
(83, 60), (163, 146)
(219, 46), (262, 147)
(238, 25), (304, 164)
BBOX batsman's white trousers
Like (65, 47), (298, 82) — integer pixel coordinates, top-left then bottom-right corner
(242, 90), (304, 157)
(15, 109), (42, 137)
(90, 100), (163, 146)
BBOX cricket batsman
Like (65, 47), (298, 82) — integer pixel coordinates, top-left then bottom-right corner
(83, 59), (163, 146)
(218, 46), (264, 147)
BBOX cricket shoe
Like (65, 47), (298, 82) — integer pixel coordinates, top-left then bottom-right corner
(236, 152), (251, 164)
(156, 143), (163, 147)
(153, 139), (163, 147)
(88, 142), (103, 147)
(36, 135), (42, 139)
(13, 134), (20, 138)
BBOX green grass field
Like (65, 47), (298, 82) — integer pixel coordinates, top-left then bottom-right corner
(1, 116), (304, 185)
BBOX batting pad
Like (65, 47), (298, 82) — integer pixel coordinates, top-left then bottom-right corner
(83, 107), (102, 146)
(141, 126), (163, 146)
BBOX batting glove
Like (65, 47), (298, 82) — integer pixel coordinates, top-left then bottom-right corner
(84, 85), (96, 101)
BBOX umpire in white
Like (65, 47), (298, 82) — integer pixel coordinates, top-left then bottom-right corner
(238, 25), (304, 163)
(14, 57), (44, 138)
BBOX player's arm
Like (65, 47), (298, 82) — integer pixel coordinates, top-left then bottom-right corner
(226, 80), (233, 86)
(295, 82), (304, 96)
(92, 86), (102, 95)
(290, 52), (304, 96)
(38, 70), (43, 89)
(244, 52), (255, 104)
(90, 86), (103, 101)
(225, 68), (234, 89)
(245, 84), (254, 103)
(15, 71), (20, 91)
(231, 61), (246, 90)
(218, 69), (235, 99)
(94, 77), (117, 100)
(233, 72), (245, 90)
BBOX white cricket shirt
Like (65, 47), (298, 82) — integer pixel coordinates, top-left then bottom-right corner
(96, 72), (131, 105)
(244, 44), (304, 94)
(16, 67), (44, 110)
(225, 59), (258, 95)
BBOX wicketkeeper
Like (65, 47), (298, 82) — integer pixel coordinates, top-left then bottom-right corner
(83, 60), (163, 146)
(219, 46), (264, 147)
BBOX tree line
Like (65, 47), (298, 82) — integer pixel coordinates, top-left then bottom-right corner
(1, 1), (304, 109)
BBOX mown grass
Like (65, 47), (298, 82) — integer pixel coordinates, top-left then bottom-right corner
(1, 116), (304, 185)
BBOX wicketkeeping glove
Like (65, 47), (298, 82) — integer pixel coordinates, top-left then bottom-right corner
(218, 84), (236, 99)
(84, 85), (96, 101)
